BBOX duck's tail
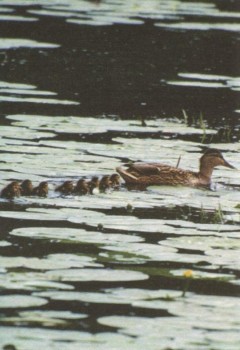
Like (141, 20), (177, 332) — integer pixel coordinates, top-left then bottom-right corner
(116, 166), (138, 184)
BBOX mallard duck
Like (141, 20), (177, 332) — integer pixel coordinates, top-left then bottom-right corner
(32, 181), (48, 197)
(1, 181), (21, 199)
(74, 179), (89, 195)
(116, 149), (235, 188)
(55, 180), (74, 195)
(109, 173), (121, 188)
(21, 179), (33, 196)
(88, 176), (100, 194)
(99, 175), (111, 192)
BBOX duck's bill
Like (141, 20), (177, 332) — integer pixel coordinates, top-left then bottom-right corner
(224, 159), (236, 169)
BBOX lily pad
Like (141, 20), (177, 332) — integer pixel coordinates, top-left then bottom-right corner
(0, 295), (47, 308)
(45, 268), (148, 282)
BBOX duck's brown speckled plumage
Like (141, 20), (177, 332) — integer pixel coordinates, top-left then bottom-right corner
(74, 179), (89, 195)
(21, 180), (33, 196)
(88, 176), (100, 194)
(32, 181), (49, 197)
(99, 175), (111, 192)
(1, 181), (21, 199)
(55, 181), (74, 195)
(109, 173), (121, 188)
(116, 149), (235, 188)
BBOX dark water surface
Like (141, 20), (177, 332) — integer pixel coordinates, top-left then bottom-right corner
(0, 1), (239, 349)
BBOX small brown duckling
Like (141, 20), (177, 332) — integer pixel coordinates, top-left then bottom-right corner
(99, 175), (111, 192)
(88, 176), (100, 194)
(1, 181), (21, 199)
(21, 179), (33, 196)
(32, 181), (48, 197)
(55, 180), (74, 195)
(74, 179), (89, 195)
(109, 173), (121, 188)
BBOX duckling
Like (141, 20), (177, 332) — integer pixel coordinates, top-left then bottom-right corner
(55, 180), (74, 195)
(21, 179), (33, 196)
(88, 176), (100, 194)
(99, 175), (111, 193)
(32, 181), (48, 197)
(109, 173), (121, 188)
(1, 181), (21, 199)
(74, 179), (89, 195)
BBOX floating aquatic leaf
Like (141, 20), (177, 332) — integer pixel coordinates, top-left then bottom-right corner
(0, 254), (102, 270)
(170, 268), (232, 281)
(0, 326), (134, 350)
(45, 268), (148, 282)
(0, 95), (78, 105)
(35, 288), (180, 305)
(0, 14), (37, 21)
(0, 7), (13, 13)
(0, 88), (56, 95)
(161, 235), (240, 252)
(0, 125), (55, 140)
(0, 38), (59, 49)
(102, 242), (177, 262)
(178, 73), (232, 81)
(6, 114), (217, 136)
(0, 81), (36, 89)
(0, 240), (11, 247)
(0, 272), (73, 292)
(166, 80), (225, 88)
(98, 293), (240, 347)
(67, 16), (144, 27)
(20, 310), (87, 319)
(0, 295), (47, 308)
(155, 22), (240, 32)
(2, 310), (88, 327)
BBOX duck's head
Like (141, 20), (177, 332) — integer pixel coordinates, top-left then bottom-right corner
(201, 148), (235, 169)
(76, 179), (88, 188)
(63, 181), (74, 189)
(109, 173), (121, 185)
(10, 181), (19, 186)
(90, 176), (100, 186)
(100, 175), (111, 185)
(10, 181), (21, 191)
(39, 181), (49, 190)
(21, 179), (33, 190)
(200, 149), (235, 172)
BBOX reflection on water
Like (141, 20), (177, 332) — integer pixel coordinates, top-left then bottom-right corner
(0, 1), (239, 349)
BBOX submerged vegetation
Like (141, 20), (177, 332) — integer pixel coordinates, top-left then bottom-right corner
(182, 110), (209, 144)
(200, 204), (224, 224)
(181, 110), (239, 144)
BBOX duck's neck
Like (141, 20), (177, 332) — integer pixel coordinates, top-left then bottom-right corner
(199, 162), (214, 183)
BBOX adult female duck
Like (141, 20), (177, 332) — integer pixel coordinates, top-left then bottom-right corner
(116, 149), (235, 187)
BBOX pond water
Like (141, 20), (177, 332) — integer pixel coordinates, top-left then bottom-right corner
(0, 1), (239, 349)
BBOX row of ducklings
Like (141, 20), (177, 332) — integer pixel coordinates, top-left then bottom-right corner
(1, 174), (121, 199)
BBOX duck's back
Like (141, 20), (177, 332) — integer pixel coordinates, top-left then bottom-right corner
(129, 162), (173, 175)
(117, 163), (200, 187)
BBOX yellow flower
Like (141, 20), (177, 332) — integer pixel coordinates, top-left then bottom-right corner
(183, 270), (193, 278)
